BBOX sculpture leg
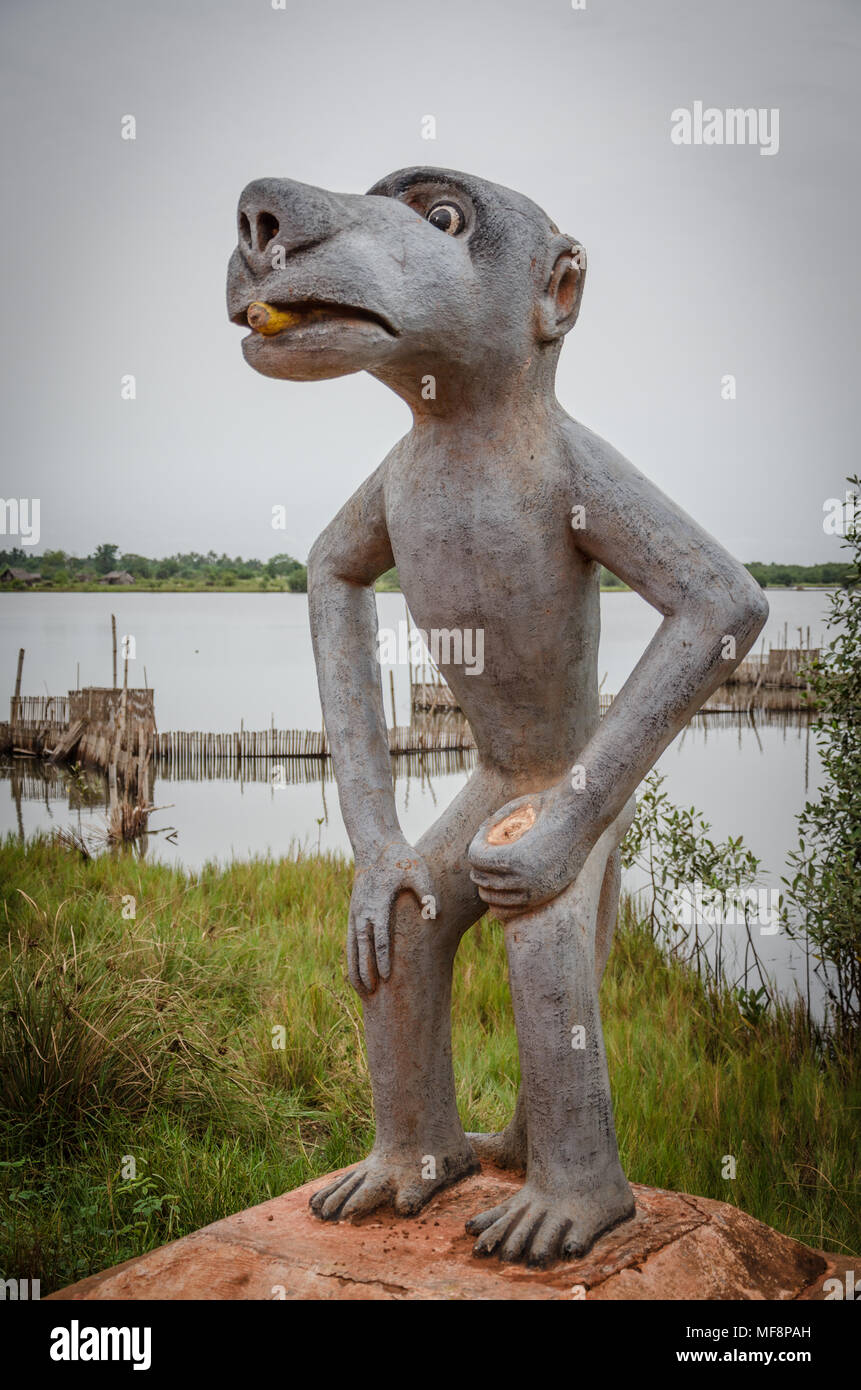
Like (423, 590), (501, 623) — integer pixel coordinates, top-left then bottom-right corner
(310, 769), (506, 1222)
(468, 842), (623, 1172)
(466, 805), (636, 1264)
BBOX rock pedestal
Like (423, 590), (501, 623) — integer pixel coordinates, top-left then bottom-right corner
(48, 1165), (850, 1301)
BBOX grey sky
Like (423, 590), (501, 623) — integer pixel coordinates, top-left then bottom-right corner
(1, 0), (858, 564)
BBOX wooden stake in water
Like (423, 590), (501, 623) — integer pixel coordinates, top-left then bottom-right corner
(389, 669), (397, 729)
(12, 648), (24, 730)
(404, 598), (414, 712)
(112, 614), (117, 689)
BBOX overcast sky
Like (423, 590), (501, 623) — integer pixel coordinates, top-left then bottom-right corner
(1, 0), (858, 565)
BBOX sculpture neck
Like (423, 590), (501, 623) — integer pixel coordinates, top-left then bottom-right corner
(373, 344), (562, 432)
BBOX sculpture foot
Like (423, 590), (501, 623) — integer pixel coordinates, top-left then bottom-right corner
(466, 1126), (527, 1173)
(466, 1174), (636, 1266)
(309, 1147), (480, 1222)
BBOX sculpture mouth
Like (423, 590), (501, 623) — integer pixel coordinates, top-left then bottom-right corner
(232, 299), (397, 338)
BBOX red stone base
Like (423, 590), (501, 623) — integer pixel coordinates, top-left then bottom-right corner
(48, 1164), (853, 1301)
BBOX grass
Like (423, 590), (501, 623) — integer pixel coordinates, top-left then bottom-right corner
(0, 836), (857, 1293)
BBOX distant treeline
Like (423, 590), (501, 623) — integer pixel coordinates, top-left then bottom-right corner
(744, 561), (853, 588)
(0, 544), (309, 591)
(0, 546), (854, 593)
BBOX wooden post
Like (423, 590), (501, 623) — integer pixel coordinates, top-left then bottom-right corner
(12, 647), (24, 729)
(112, 614), (117, 689)
(109, 679), (129, 837)
(404, 598), (414, 718)
(389, 669), (397, 730)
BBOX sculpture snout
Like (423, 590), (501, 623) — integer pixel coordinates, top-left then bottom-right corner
(234, 177), (349, 271)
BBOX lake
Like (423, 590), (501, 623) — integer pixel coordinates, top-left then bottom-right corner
(0, 588), (835, 1011)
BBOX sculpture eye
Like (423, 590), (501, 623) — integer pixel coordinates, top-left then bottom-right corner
(427, 202), (465, 235)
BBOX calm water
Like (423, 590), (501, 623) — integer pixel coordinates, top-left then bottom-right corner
(1, 589), (834, 1010)
(0, 589), (831, 732)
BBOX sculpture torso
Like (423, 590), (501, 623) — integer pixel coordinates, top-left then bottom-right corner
(385, 411), (601, 780)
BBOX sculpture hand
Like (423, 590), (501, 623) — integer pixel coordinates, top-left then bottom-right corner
(347, 840), (437, 993)
(468, 788), (591, 920)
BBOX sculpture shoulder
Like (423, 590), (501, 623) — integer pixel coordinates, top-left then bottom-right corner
(558, 414), (652, 500)
(556, 412), (766, 621)
(322, 431), (410, 527)
(309, 452), (400, 584)
(556, 412), (702, 543)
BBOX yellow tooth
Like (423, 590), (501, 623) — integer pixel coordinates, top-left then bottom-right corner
(247, 301), (300, 335)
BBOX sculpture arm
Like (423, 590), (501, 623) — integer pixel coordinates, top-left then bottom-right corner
(307, 465), (403, 865)
(468, 433), (768, 914)
(557, 433), (769, 836)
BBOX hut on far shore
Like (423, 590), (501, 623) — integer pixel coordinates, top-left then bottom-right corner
(1, 567), (41, 584)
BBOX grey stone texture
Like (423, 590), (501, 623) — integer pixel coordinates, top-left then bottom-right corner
(228, 167), (768, 1264)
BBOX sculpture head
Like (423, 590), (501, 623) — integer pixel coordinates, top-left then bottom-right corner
(227, 166), (585, 405)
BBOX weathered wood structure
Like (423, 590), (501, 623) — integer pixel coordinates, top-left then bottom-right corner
(723, 646), (820, 690)
(155, 720), (476, 770)
(2, 689), (155, 763)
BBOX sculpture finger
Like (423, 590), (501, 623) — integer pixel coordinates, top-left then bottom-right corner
(346, 915), (362, 993)
(470, 875), (526, 900)
(373, 897), (393, 980)
(356, 917), (379, 993)
(467, 868), (516, 889)
(475, 886), (530, 910)
(468, 843), (514, 875)
(403, 859), (436, 908)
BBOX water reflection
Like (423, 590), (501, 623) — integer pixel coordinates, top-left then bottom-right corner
(0, 707), (815, 872)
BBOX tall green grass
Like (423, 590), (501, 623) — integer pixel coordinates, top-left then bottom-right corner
(0, 835), (857, 1292)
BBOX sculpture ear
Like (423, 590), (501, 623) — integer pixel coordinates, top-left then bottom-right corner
(538, 237), (586, 341)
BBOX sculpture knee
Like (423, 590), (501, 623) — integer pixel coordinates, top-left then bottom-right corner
(384, 885), (472, 984)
